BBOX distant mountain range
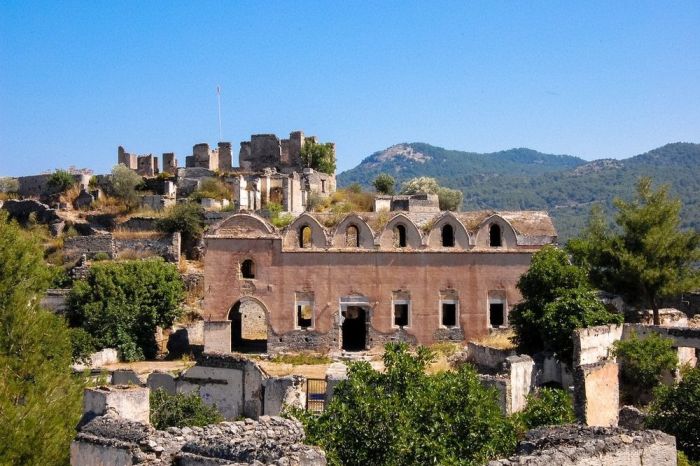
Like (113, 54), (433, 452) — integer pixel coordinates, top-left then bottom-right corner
(337, 142), (700, 241)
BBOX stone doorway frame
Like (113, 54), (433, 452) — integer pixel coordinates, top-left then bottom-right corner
(339, 295), (371, 351)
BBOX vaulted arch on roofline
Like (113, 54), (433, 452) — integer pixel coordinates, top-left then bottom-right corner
(427, 212), (471, 249)
(332, 214), (375, 249)
(378, 213), (423, 249)
(474, 214), (518, 249)
(211, 212), (275, 235)
(282, 213), (329, 249)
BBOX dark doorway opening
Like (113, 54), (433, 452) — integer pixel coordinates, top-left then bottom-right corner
(342, 306), (367, 351)
(229, 301), (268, 353)
(442, 224), (455, 247)
(442, 302), (457, 327)
(489, 224), (502, 247)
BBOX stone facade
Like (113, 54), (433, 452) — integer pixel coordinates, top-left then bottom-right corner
(203, 210), (557, 354)
(118, 146), (160, 177)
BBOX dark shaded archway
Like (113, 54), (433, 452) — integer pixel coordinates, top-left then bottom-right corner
(341, 306), (367, 351)
(228, 299), (268, 353)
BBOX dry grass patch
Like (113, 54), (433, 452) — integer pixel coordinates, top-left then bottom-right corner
(112, 228), (165, 240)
(116, 248), (157, 260)
(474, 329), (516, 350)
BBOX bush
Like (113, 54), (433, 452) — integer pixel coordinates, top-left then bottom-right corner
(300, 141), (336, 175)
(111, 164), (143, 208)
(47, 169), (76, 195)
(647, 367), (700, 460)
(156, 203), (205, 258)
(189, 177), (232, 201)
(294, 343), (516, 466)
(67, 259), (184, 361)
(150, 389), (223, 429)
(92, 252), (111, 261)
(437, 186), (463, 211)
(516, 387), (575, 431)
(70, 327), (97, 365)
(510, 246), (622, 365)
(0, 177), (19, 193)
(613, 331), (678, 404)
(372, 173), (395, 195)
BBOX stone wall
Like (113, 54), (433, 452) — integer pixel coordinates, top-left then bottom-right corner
(114, 232), (180, 262)
(489, 425), (676, 466)
(71, 414), (326, 466)
(466, 341), (517, 372)
(64, 234), (115, 259)
(16, 173), (88, 198)
(42, 288), (70, 314)
(2, 199), (64, 234)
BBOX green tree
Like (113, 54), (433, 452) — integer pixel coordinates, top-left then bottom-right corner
(295, 343), (516, 466)
(400, 176), (462, 211)
(569, 178), (700, 325)
(372, 173), (396, 195)
(0, 177), (19, 194)
(111, 163), (143, 208)
(150, 389), (223, 429)
(47, 169), (76, 195)
(301, 141), (336, 175)
(647, 367), (700, 460)
(515, 387), (575, 431)
(67, 259), (184, 361)
(189, 177), (232, 201)
(509, 245), (622, 365)
(613, 331), (678, 404)
(0, 211), (83, 465)
(156, 202), (205, 258)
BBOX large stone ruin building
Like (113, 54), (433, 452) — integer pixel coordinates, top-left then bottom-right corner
(202, 193), (558, 354)
(118, 131), (336, 213)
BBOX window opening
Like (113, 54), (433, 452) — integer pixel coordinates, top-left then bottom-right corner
(441, 302), (457, 327)
(345, 225), (359, 247)
(489, 224), (502, 247)
(296, 302), (313, 329)
(299, 225), (312, 248)
(394, 302), (409, 327)
(394, 224), (407, 248)
(489, 302), (505, 327)
(241, 259), (255, 279)
(442, 224), (455, 247)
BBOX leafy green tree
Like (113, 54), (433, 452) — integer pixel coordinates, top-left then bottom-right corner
(111, 163), (143, 208)
(400, 176), (462, 211)
(613, 331), (678, 404)
(301, 141), (336, 175)
(0, 211), (83, 465)
(372, 173), (396, 195)
(510, 245), (622, 365)
(647, 367), (700, 460)
(47, 169), (76, 195)
(569, 178), (700, 325)
(156, 202), (205, 258)
(189, 177), (232, 201)
(295, 343), (516, 466)
(150, 389), (223, 429)
(67, 259), (184, 361)
(515, 387), (575, 430)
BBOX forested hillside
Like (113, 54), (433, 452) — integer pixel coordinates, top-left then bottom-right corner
(337, 142), (700, 241)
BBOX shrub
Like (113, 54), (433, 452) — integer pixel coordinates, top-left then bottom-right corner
(70, 327), (97, 364)
(0, 177), (19, 193)
(67, 258), (185, 361)
(47, 169), (76, 195)
(646, 367), (700, 460)
(294, 342), (516, 466)
(372, 173), (395, 195)
(156, 203), (205, 258)
(150, 389), (223, 429)
(300, 141), (336, 175)
(437, 186), (463, 211)
(92, 252), (111, 261)
(189, 177), (232, 201)
(613, 331), (678, 404)
(516, 387), (575, 431)
(111, 164), (143, 209)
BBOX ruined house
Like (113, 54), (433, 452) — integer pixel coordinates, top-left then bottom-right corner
(202, 199), (557, 354)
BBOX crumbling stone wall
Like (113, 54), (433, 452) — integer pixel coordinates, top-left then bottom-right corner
(489, 425), (676, 466)
(114, 232), (180, 262)
(64, 234), (115, 260)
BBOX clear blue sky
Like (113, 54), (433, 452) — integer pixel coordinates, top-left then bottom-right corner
(1, 1), (698, 176)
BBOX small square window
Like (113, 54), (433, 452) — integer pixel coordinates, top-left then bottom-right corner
(489, 303), (504, 328)
(394, 303), (409, 327)
(441, 302), (457, 327)
(297, 303), (313, 329)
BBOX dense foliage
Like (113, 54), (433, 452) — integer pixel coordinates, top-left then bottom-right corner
(189, 177), (232, 201)
(0, 176), (19, 193)
(569, 177), (700, 325)
(613, 331), (678, 404)
(150, 389), (223, 429)
(111, 163), (143, 208)
(646, 368), (700, 460)
(301, 140), (336, 175)
(372, 173), (395, 194)
(509, 245), (623, 365)
(400, 176), (463, 211)
(156, 202), (205, 257)
(47, 169), (76, 195)
(515, 387), (575, 430)
(295, 343), (516, 466)
(338, 142), (700, 240)
(0, 211), (83, 465)
(67, 259), (184, 361)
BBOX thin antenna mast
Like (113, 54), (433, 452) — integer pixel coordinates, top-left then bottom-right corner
(216, 85), (222, 141)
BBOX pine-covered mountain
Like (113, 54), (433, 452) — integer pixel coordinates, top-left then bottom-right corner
(337, 142), (700, 241)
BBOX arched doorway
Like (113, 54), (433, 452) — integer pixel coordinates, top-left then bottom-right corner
(341, 306), (367, 351)
(228, 298), (268, 353)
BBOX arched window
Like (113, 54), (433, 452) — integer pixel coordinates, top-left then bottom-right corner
(394, 224), (407, 248)
(489, 224), (502, 247)
(241, 259), (255, 279)
(441, 224), (455, 247)
(299, 225), (312, 248)
(345, 225), (360, 247)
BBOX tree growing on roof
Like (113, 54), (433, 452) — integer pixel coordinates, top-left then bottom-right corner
(400, 176), (463, 211)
